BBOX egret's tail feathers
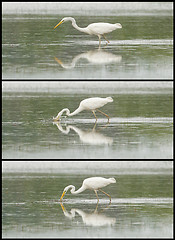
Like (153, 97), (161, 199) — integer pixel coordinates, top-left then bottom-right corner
(109, 177), (116, 183)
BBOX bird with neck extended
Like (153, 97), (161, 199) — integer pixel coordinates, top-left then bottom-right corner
(54, 17), (122, 47)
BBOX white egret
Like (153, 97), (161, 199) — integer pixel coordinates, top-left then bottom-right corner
(53, 97), (113, 122)
(60, 177), (116, 202)
(54, 17), (122, 47)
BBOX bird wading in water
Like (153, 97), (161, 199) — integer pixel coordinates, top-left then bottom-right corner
(60, 177), (116, 202)
(53, 97), (113, 122)
(54, 17), (122, 47)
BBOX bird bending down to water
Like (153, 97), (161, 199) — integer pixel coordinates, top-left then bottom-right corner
(53, 97), (113, 122)
(60, 177), (116, 202)
(54, 17), (122, 47)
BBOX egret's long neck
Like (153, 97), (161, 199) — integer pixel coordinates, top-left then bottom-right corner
(68, 106), (84, 117)
(59, 108), (69, 116)
(55, 108), (70, 119)
(71, 19), (89, 34)
(70, 185), (86, 194)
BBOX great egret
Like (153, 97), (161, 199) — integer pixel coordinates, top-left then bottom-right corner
(60, 177), (116, 202)
(53, 97), (113, 122)
(54, 17), (122, 47)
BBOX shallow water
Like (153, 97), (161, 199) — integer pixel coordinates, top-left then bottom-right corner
(2, 170), (173, 238)
(2, 88), (173, 159)
(2, 14), (173, 79)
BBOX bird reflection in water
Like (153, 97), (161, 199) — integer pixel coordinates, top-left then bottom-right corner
(53, 121), (113, 145)
(54, 48), (122, 69)
(59, 202), (116, 227)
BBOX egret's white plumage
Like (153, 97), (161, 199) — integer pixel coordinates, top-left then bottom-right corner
(54, 17), (122, 46)
(53, 97), (113, 122)
(60, 177), (116, 202)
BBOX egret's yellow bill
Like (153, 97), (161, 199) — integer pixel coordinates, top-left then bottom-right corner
(54, 20), (63, 29)
(60, 191), (66, 201)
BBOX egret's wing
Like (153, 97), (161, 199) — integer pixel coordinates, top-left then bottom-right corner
(80, 97), (107, 110)
(87, 23), (117, 35)
(84, 177), (110, 189)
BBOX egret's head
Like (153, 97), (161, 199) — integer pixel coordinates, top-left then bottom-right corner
(109, 177), (116, 183)
(60, 188), (67, 201)
(54, 18), (65, 29)
(116, 23), (122, 29)
(60, 185), (73, 201)
(106, 97), (113, 102)
(53, 108), (70, 122)
(54, 17), (73, 29)
(53, 114), (61, 121)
